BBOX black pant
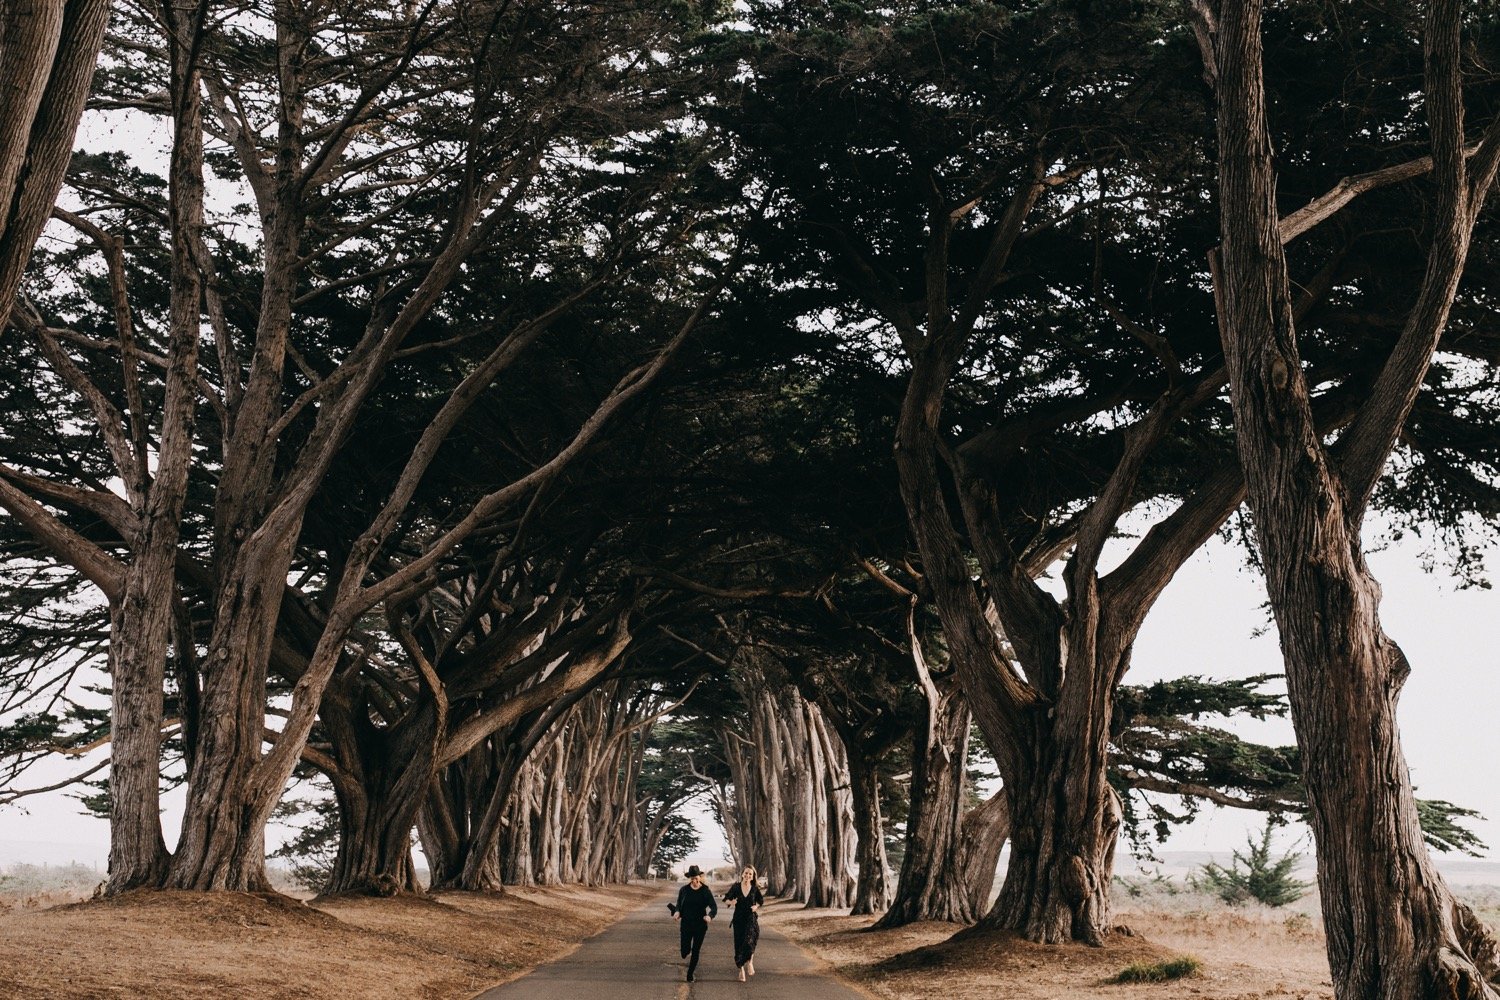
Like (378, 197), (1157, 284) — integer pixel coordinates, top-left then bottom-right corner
(679, 917), (708, 977)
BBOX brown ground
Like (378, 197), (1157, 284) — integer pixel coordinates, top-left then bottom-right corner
(3, 879), (1495, 999)
(761, 889), (1500, 1000)
(760, 902), (1336, 1000)
(0, 881), (661, 1000)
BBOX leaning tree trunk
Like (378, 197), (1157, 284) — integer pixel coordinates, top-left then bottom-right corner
(1211, 3), (1500, 996)
(958, 789), (1010, 918)
(875, 688), (975, 928)
(0, 0), (111, 327)
(1281, 559), (1500, 998)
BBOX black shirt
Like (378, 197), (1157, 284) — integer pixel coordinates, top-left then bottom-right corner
(676, 882), (718, 922)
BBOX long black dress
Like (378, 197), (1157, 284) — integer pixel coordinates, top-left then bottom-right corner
(723, 881), (764, 968)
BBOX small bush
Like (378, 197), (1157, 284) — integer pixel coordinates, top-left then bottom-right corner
(1192, 821), (1310, 907)
(1110, 956), (1202, 984)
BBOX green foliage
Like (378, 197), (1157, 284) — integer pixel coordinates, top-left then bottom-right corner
(1109, 956), (1201, 984)
(1112, 678), (1488, 858)
(652, 815), (700, 877)
(1192, 823), (1310, 908)
(1416, 799), (1487, 856)
(270, 794), (339, 892)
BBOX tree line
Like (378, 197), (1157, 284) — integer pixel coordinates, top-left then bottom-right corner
(2, 3), (1499, 999)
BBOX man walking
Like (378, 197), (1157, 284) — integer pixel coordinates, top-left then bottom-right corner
(670, 865), (717, 981)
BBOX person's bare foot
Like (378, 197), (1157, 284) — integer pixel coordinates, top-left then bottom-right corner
(746, 959), (755, 977)
(738, 968), (746, 982)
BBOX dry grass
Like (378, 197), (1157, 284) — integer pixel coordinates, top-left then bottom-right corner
(2, 870), (1494, 1000)
(0, 881), (662, 1000)
(760, 897), (1333, 1000)
(763, 883), (1500, 1000)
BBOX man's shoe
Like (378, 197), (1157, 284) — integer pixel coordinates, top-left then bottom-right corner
(686, 973), (695, 982)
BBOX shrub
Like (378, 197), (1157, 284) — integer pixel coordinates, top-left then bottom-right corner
(1192, 821), (1310, 907)
(1110, 956), (1202, 984)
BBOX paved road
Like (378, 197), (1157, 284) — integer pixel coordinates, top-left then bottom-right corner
(473, 890), (869, 1000)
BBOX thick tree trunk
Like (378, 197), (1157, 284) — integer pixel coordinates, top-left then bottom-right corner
(1211, 4), (1500, 996)
(104, 595), (170, 891)
(1288, 586), (1500, 998)
(326, 779), (421, 896)
(322, 707), (438, 895)
(875, 688), (975, 928)
(804, 704), (856, 908)
(450, 750), (521, 891)
(982, 731), (1119, 945)
(167, 551), (288, 890)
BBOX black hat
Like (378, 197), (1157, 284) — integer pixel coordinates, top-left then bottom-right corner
(685, 865), (703, 878)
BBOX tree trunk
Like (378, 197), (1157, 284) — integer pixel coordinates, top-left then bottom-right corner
(1210, 4), (1500, 996)
(875, 689), (975, 928)
(166, 548), (288, 890)
(322, 707), (438, 895)
(104, 594), (170, 891)
(98, 0), (206, 895)
(0, 0), (111, 327)
(982, 728), (1120, 945)
(805, 703), (856, 908)
(958, 789), (1009, 918)
(326, 778), (421, 896)
(846, 750), (889, 916)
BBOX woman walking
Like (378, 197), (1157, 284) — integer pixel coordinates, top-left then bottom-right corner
(723, 865), (764, 982)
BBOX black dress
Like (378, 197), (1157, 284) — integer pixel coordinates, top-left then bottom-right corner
(723, 881), (764, 968)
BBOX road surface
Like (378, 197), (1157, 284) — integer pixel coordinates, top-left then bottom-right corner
(473, 890), (870, 1000)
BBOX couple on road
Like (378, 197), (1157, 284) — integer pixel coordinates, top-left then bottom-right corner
(670, 864), (764, 982)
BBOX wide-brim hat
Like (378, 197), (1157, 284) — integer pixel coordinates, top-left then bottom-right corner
(685, 865), (703, 878)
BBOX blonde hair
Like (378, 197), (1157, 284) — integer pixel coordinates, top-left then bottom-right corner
(741, 865), (757, 882)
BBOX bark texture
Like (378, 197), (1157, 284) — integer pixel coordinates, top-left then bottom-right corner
(1209, 2), (1500, 997)
(719, 662), (857, 906)
(875, 677), (978, 927)
(0, 0), (111, 327)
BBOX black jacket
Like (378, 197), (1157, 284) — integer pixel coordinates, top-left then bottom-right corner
(676, 882), (718, 922)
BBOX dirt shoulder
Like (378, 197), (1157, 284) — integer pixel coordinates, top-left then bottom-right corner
(0, 881), (662, 1000)
(760, 900), (1337, 1000)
